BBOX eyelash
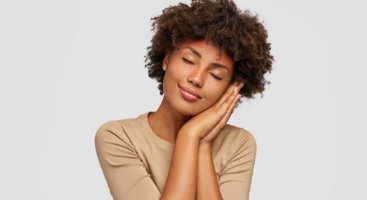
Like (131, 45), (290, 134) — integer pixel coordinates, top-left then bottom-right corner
(183, 58), (194, 64)
(210, 73), (222, 80)
(183, 57), (222, 80)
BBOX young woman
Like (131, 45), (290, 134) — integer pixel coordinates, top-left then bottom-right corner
(95, 0), (273, 199)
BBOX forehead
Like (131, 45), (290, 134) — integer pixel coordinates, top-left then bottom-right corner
(176, 39), (233, 62)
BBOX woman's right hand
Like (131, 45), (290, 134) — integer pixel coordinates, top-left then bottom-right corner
(180, 81), (243, 144)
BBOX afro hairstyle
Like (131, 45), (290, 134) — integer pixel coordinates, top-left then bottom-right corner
(145, 0), (274, 99)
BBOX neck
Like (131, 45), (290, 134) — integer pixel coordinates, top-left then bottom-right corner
(148, 96), (191, 143)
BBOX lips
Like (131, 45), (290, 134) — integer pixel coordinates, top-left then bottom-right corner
(178, 85), (202, 102)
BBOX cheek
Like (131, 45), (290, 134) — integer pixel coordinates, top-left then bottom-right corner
(164, 65), (190, 85)
(162, 68), (186, 93)
(205, 83), (228, 103)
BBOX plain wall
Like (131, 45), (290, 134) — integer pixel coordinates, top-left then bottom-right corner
(0, 0), (366, 199)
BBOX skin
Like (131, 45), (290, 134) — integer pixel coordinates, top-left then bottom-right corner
(148, 39), (244, 200)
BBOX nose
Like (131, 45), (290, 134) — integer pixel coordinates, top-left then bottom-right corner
(187, 68), (204, 88)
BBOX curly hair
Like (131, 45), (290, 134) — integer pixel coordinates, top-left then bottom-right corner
(145, 0), (274, 99)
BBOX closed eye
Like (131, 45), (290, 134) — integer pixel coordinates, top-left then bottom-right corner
(183, 57), (194, 65)
(210, 73), (222, 80)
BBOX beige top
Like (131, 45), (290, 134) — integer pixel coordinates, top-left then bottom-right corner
(95, 112), (256, 200)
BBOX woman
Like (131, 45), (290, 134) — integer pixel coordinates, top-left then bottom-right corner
(95, 0), (273, 199)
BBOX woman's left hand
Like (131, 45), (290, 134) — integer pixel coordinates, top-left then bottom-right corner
(199, 82), (243, 146)
(179, 81), (243, 146)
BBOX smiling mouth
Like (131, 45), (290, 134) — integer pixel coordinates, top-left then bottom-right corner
(178, 85), (202, 102)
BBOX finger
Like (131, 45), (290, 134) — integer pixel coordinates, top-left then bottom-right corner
(216, 82), (240, 106)
(217, 82), (243, 108)
(218, 82), (237, 104)
(220, 93), (241, 126)
(220, 82), (243, 118)
(213, 82), (243, 120)
(203, 93), (241, 141)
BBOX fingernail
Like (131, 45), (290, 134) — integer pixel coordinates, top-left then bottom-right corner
(234, 86), (238, 92)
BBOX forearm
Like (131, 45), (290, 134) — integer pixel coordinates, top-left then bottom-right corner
(196, 144), (223, 200)
(160, 130), (200, 200)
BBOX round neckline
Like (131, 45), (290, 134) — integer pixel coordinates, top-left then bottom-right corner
(140, 112), (175, 149)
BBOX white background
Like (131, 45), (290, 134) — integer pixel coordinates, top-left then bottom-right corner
(1, 0), (366, 199)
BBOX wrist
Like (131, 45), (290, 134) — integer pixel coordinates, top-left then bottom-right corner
(177, 126), (201, 144)
(199, 141), (213, 151)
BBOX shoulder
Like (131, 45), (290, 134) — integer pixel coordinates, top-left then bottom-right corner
(213, 124), (256, 153)
(94, 114), (146, 147)
(218, 124), (256, 144)
(95, 117), (136, 137)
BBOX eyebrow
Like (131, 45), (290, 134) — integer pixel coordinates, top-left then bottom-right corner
(188, 47), (201, 58)
(187, 47), (230, 72)
(212, 63), (230, 72)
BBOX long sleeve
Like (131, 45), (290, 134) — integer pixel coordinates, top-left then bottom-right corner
(95, 121), (161, 200)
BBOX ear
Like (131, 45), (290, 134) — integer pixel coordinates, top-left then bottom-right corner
(162, 54), (170, 71)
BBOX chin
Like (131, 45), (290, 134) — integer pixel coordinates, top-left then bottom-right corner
(178, 109), (201, 117)
(171, 100), (209, 117)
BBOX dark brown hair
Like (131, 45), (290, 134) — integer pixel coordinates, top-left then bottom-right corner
(145, 0), (274, 99)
